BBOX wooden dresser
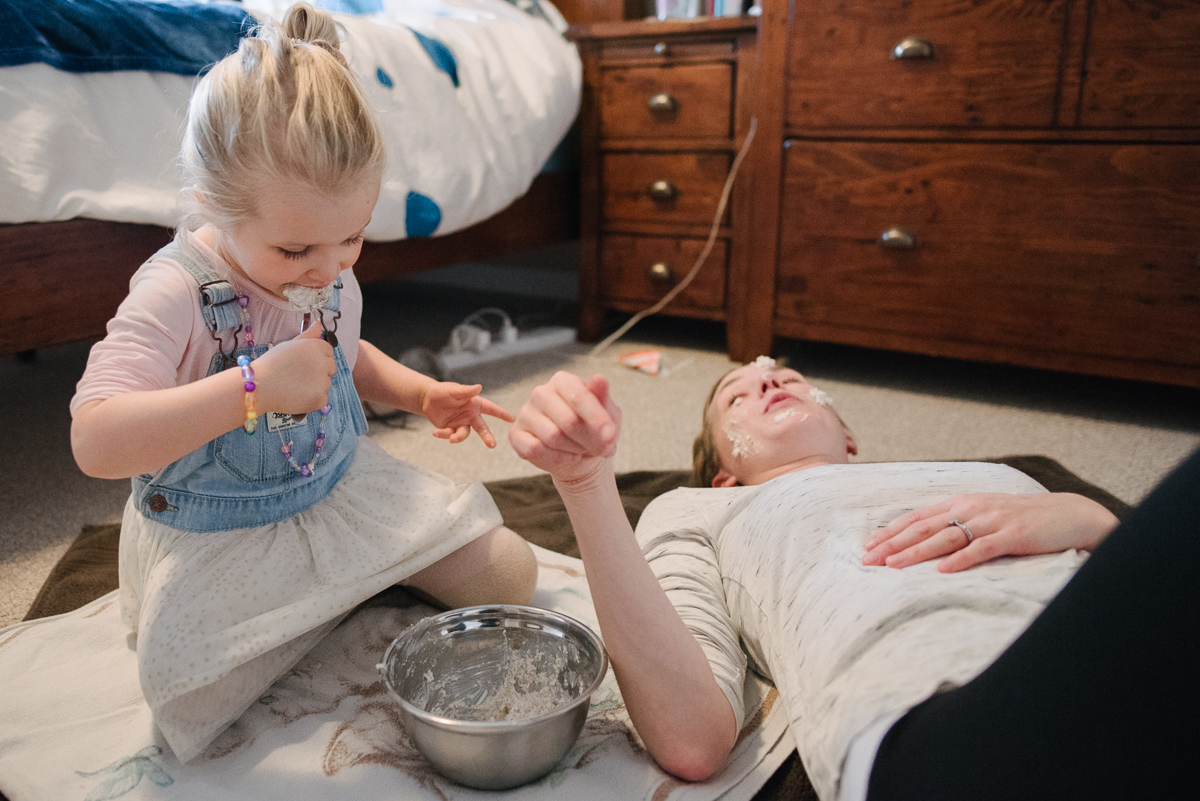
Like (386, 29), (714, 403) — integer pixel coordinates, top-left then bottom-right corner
(569, 17), (759, 348)
(741, 0), (1200, 387)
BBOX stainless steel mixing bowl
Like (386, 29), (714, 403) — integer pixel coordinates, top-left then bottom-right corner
(377, 604), (609, 790)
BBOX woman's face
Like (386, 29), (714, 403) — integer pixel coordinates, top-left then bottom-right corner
(707, 360), (857, 486)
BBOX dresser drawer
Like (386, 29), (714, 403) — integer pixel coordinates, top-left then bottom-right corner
(786, 0), (1065, 129)
(1079, 1), (1200, 129)
(775, 140), (1200, 367)
(600, 234), (727, 311)
(601, 63), (733, 140)
(601, 38), (734, 64)
(603, 152), (731, 224)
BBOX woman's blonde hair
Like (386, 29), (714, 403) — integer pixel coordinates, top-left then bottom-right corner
(179, 2), (385, 229)
(692, 368), (734, 489)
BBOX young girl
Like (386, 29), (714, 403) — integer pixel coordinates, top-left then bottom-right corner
(510, 366), (1196, 801)
(70, 3), (536, 763)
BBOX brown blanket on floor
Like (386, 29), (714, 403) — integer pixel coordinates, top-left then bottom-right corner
(19, 457), (1131, 801)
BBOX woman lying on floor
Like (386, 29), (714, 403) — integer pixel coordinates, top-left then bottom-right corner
(508, 359), (1197, 801)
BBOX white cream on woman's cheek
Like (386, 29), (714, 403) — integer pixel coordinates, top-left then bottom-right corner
(723, 396), (760, 460)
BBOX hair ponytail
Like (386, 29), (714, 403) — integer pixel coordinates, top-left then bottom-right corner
(179, 2), (385, 230)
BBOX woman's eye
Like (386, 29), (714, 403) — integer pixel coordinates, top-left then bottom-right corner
(280, 247), (311, 261)
(730, 396), (744, 407)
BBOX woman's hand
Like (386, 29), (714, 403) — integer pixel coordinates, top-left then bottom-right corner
(862, 492), (1119, 573)
(251, 322), (337, 415)
(508, 371), (621, 486)
(422, 381), (514, 448)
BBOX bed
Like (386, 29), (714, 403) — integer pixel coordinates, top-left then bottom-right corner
(0, 0), (628, 359)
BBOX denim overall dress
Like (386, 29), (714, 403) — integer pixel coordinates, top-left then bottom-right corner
(131, 240), (369, 533)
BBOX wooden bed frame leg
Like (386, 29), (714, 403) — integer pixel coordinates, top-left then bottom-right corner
(576, 305), (605, 343)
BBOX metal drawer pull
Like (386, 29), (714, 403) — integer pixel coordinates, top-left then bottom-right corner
(648, 262), (674, 283)
(648, 92), (677, 113)
(890, 37), (935, 60)
(654, 42), (669, 55)
(879, 227), (917, 248)
(648, 179), (677, 200)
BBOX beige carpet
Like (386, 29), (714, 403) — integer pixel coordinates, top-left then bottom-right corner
(3, 270), (1198, 628)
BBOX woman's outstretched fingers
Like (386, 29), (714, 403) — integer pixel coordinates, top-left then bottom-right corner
(543, 372), (617, 455)
(863, 510), (951, 565)
(509, 372), (622, 482)
(865, 492), (1118, 572)
(881, 521), (975, 569)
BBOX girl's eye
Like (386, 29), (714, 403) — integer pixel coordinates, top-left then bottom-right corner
(280, 247), (311, 261)
(344, 233), (364, 246)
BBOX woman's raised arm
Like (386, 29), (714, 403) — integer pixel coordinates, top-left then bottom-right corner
(509, 372), (738, 780)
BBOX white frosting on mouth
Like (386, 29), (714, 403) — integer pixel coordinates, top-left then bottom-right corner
(282, 282), (336, 313)
(773, 407), (809, 423)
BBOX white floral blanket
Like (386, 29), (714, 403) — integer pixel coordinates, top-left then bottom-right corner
(0, 546), (791, 801)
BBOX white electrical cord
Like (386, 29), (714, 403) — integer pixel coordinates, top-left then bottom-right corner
(588, 116), (758, 358)
(460, 307), (516, 340)
(445, 307), (519, 354)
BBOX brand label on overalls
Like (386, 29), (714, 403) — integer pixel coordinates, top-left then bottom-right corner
(266, 411), (306, 433)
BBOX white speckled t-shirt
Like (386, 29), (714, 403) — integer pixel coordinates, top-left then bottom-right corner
(635, 462), (1086, 801)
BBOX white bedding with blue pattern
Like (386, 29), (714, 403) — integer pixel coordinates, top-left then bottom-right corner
(0, 0), (580, 241)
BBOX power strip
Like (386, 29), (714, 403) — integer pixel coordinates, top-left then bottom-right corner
(440, 326), (576, 373)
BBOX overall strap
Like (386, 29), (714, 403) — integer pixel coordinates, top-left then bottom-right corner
(151, 239), (242, 333)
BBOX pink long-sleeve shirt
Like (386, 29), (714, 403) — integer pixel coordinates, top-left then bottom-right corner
(71, 228), (362, 416)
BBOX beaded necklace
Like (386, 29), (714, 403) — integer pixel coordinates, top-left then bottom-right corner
(236, 293), (332, 478)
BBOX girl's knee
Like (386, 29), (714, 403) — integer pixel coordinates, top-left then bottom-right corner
(404, 526), (537, 609)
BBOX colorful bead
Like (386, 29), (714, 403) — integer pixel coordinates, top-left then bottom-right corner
(235, 292), (330, 469)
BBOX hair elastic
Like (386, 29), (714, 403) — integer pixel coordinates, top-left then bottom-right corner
(237, 355), (258, 434)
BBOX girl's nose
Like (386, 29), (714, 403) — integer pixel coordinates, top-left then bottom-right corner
(308, 260), (341, 285)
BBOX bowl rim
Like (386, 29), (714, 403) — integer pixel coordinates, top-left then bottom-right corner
(378, 603), (610, 731)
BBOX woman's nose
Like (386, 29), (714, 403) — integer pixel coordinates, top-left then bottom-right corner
(759, 374), (782, 394)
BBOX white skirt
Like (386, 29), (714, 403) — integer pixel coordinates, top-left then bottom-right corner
(118, 437), (503, 763)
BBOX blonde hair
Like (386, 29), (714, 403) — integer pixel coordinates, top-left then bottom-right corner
(692, 368), (734, 489)
(179, 2), (385, 229)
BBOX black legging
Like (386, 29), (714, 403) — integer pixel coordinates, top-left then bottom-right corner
(868, 447), (1200, 801)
